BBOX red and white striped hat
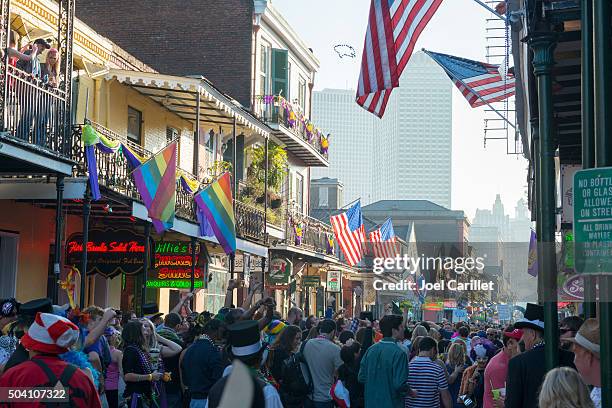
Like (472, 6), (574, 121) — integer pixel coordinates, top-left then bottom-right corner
(21, 312), (79, 354)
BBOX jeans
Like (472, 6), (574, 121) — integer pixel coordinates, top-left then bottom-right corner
(165, 392), (182, 408)
(305, 399), (333, 408)
(189, 399), (208, 408)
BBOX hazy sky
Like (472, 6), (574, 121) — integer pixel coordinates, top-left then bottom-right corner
(273, 0), (529, 220)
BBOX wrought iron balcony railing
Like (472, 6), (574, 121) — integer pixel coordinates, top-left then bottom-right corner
(72, 122), (266, 244)
(1, 65), (71, 159)
(253, 95), (329, 160)
(285, 210), (336, 257)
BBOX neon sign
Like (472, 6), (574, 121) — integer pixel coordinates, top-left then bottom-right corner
(65, 229), (144, 278)
(152, 241), (204, 285)
(146, 280), (203, 289)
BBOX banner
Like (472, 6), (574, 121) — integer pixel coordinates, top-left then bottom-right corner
(268, 258), (292, 285)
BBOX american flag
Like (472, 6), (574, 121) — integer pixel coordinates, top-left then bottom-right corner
(356, 0), (443, 117)
(369, 218), (398, 259)
(423, 50), (515, 107)
(330, 201), (366, 266)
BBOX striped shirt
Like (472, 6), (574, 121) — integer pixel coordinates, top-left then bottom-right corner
(405, 356), (448, 408)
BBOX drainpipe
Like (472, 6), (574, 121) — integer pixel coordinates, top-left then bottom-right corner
(252, 1), (267, 110)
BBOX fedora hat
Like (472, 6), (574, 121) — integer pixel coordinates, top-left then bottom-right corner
(514, 303), (544, 332)
(567, 318), (599, 357)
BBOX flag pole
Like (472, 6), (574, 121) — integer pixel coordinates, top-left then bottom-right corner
(423, 49), (516, 129)
(470, 0), (506, 21)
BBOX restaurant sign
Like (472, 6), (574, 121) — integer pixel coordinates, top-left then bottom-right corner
(152, 241), (203, 288)
(65, 229), (144, 278)
(268, 258), (292, 285)
(326, 270), (341, 292)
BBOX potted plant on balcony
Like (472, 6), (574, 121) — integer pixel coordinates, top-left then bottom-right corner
(245, 143), (287, 209)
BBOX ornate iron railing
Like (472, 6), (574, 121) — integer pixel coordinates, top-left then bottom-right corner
(286, 210), (336, 256)
(253, 95), (329, 160)
(72, 122), (266, 243)
(1, 65), (70, 157)
(235, 200), (266, 244)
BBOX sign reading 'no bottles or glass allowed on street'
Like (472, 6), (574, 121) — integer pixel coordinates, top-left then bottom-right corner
(573, 167), (612, 274)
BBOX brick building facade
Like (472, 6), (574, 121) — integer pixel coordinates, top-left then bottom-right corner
(77, 0), (255, 107)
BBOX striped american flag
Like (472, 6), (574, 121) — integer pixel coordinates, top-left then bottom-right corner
(330, 201), (366, 266)
(424, 50), (515, 107)
(356, 0), (443, 117)
(369, 218), (398, 259)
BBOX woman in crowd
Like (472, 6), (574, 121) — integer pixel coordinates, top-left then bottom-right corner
(459, 343), (497, 407)
(446, 342), (469, 408)
(41, 48), (60, 87)
(266, 325), (302, 407)
(538, 367), (594, 408)
(105, 327), (123, 408)
(122, 320), (162, 408)
(337, 324), (373, 408)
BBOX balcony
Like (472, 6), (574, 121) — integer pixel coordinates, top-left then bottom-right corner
(0, 65), (74, 175)
(283, 210), (337, 259)
(253, 95), (329, 167)
(72, 121), (266, 244)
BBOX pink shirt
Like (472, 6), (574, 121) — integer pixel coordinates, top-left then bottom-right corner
(483, 350), (509, 408)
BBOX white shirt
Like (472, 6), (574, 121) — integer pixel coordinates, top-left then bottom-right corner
(222, 365), (283, 408)
(591, 387), (601, 408)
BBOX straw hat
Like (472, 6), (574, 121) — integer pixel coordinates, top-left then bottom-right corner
(566, 318), (599, 358)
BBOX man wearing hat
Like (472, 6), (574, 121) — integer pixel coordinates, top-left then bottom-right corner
(2, 298), (53, 373)
(483, 326), (522, 408)
(214, 320), (283, 408)
(0, 312), (101, 407)
(504, 303), (575, 408)
(568, 318), (601, 408)
(0, 298), (19, 370)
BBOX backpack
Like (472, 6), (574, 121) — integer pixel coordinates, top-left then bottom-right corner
(279, 339), (313, 404)
(30, 358), (87, 407)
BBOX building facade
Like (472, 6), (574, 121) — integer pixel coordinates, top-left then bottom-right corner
(312, 51), (452, 208)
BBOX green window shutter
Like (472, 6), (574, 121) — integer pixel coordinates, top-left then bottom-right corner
(271, 48), (289, 97)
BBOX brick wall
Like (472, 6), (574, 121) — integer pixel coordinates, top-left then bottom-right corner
(76, 0), (254, 107)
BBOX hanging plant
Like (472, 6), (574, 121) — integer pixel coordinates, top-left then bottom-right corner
(246, 143), (288, 194)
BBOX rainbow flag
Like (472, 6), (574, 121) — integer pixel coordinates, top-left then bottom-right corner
(132, 142), (177, 233)
(194, 172), (236, 255)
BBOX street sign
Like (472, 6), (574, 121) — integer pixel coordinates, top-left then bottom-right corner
(302, 276), (320, 287)
(268, 258), (292, 285)
(573, 167), (612, 274)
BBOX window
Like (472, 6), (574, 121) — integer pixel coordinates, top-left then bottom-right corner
(271, 48), (289, 97)
(166, 126), (178, 144)
(127, 107), (143, 144)
(298, 76), (306, 110)
(260, 44), (270, 95)
(295, 173), (304, 214)
(318, 186), (329, 208)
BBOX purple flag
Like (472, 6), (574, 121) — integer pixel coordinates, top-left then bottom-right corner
(85, 145), (101, 201)
(197, 209), (215, 237)
(528, 229), (538, 276)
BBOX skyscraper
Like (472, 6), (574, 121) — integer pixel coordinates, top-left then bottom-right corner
(312, 51), (452, 208)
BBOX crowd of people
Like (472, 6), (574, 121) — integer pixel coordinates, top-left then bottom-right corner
(0, 288), (602, 408)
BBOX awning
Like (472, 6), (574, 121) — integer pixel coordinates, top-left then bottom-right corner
(105, 69), (270, 138)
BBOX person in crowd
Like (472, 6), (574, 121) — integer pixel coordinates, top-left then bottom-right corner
(181, 318), (225, 408)
(40, 47), (60, 87)
(215, 320), (283, 408)
(16, 38), (49, 76)
(82, 306), (115, 388)
(2, 298), (53, 372)
(157, 313), (185, 407)
(338, 330), (354, 345)
(429, 327), (442, 342)
(337, 323), (372, 408)
(482, 327), (522, 408)
(538, 367), (595, 408)
(406, 336), (452, 408)
(0, 298), (19, 371)
(286, 307), (303, 326)
(0, 312), (101, 407)
(559, 315), (584, 351)
(459, 343), (496, 407)
(121, 310), (137, 328)
(104, 327), (123, 408)
(359, 315), (410, 408)
(263, 320), (286, 345)
(411, 324), (428, 343)
(302, 315), (318, 341)
(505, 303), (575, 408)
(452, 326), (471, 350)
(567, 318), (601, 408)
(446, 342), (469, 408)
(122, 320), (164, 408)
(302, 318), (342, 408)
(486, 328), (504, 349)
(265, 324), (302, 407)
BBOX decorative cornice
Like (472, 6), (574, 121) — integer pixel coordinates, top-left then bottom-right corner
(528, 33), (558, 76)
